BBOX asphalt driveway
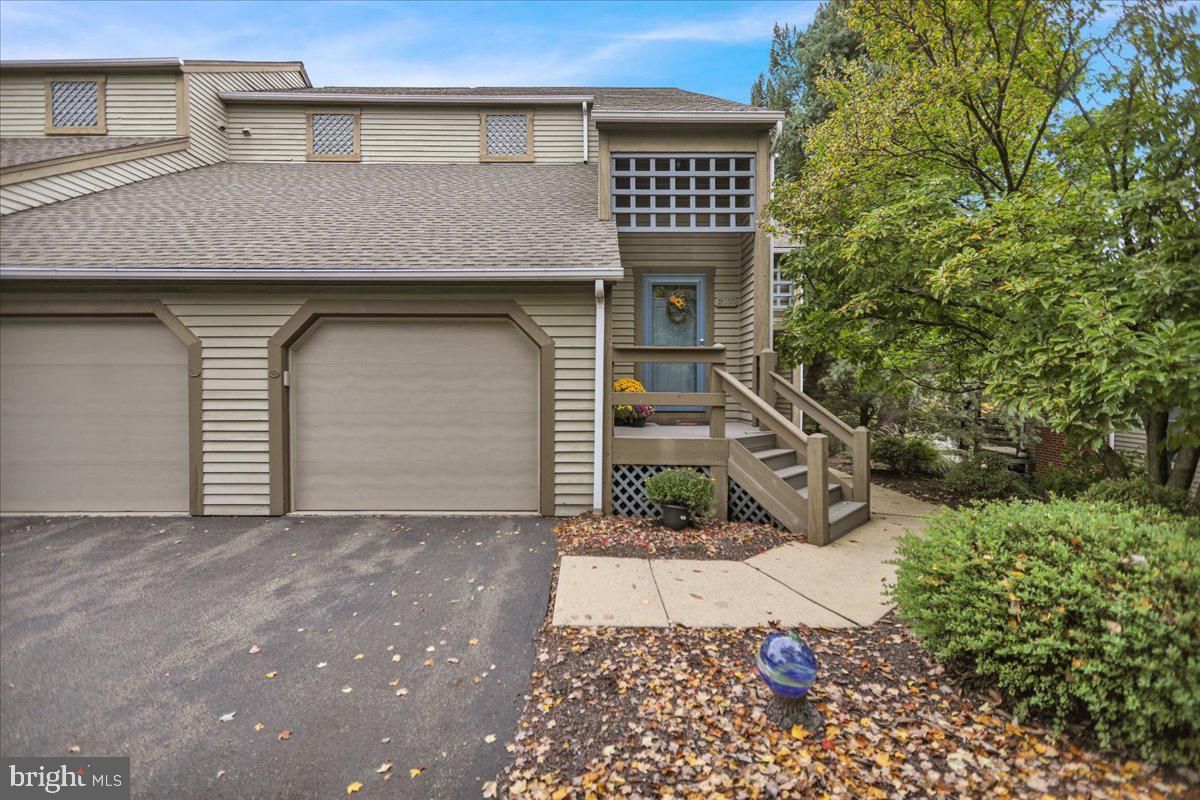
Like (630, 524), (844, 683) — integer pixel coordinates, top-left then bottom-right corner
(0, 515), (557, 799)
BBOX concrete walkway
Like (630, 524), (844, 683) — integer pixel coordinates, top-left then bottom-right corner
(551, 483), (938, 629)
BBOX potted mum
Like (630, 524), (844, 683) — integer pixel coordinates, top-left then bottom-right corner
(612, 377), (654, 427)
(645, 468), (715, 530)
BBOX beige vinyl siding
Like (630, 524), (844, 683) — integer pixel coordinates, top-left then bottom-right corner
(0, 73), (177, 136)
(104, 74), (178, 135)
(612, 232), (754, 420)
(361, 108), (480, 163)
(0, 74), (45, 136)
(1, 69), (307, 214)
(169, 285), (595, 515)
(227, 104), (589, 163)
(738, 231), (757, 420)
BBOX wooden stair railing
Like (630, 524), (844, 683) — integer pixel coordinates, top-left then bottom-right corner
(770, 370), (871, 510)
(713, 368), (831, 544)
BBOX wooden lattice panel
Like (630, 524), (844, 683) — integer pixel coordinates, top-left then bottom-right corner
(611, 154), (756, 232)
(611, 464), (782, 529)
(311, 113), (357, 156)
(50, 81), (99, 128)
(486, 114), (529, 156)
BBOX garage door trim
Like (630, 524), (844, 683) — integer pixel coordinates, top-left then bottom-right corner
(0, 299), (203, 515)
(267, 300), (555, 516)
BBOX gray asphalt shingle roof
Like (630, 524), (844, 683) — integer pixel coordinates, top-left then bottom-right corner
(0, 136), (181, 169)
(0, 162), (620, 272)
(291, 86), (766, 113)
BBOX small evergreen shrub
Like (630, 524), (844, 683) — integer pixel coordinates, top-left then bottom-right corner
(645, 469), (715, 517)
(1035, 449), (1107, 498)
(891, 499), (1200, 766)
(872, 433), (949, 477)
(944, 449), (1033, 499)
(1081, 477), (1195, 516)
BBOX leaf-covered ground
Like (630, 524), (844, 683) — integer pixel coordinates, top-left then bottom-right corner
(499, 621), (1191, 799)
(553, 514), (804, 560)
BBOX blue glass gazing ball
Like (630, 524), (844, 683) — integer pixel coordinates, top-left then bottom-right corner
(756, 632), (817, 700)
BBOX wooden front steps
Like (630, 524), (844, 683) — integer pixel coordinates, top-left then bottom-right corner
(731, 430), (870, 542)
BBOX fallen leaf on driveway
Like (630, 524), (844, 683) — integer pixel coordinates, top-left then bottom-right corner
(482, 780), (498, 798)
(248, 644), (261, 654)
(354, 653), (364, 660)
(395, 688), (409, 696)
(317, 662), (327, 669)
(447, 657), (459, 664)
(392, 655), (401, 662)
(216, 769), (225, 779)
(409, 768), (423, 779)
(484, 734), (497, 743)
(346, 781), (363, 795)
(67, 745), (80, 753)
(277, 731), (291, 741)
(376, 762), (392, 774)
(265, 671), (277, 679)
(218, 712), (235, 722)
(341, 686), (353, 694)
(469, 638), (479, 646)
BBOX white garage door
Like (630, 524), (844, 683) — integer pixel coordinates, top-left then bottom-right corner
(0, 317), (190, 513)
(290, 318), (540, 513)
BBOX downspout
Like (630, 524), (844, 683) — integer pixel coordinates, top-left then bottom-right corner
(592, 278), (606, 509)
(582, 101), (590, 163)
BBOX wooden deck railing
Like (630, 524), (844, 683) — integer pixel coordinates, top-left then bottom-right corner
(769, 368), (870, 509)
(609, 344), (730, 519)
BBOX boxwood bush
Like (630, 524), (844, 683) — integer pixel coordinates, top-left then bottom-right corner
(1080, 477), (1196, 517)
(645, 468), (715, 517)
(943, 449), (1034, 499)
(872, 433), (949, 477)
(891, 499), (1200, 765)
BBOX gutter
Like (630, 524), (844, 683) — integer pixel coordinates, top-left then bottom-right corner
(0, 57), (182, 72)
(0, 267), (625, 282)
(592, 109), (784, 124)
(218, 91), (595, 106)
(592, 279), (606, 509)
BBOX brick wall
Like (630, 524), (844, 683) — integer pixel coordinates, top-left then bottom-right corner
(1033, 427), (1074, 475)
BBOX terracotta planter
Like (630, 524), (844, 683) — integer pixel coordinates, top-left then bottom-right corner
(659, 503), (690, 530)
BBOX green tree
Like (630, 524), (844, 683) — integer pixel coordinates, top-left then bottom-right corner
(766, 0), (1199, 488)
(751, 0), (862, 177)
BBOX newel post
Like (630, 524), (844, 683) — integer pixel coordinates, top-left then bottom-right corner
(806, 433), (830, 546)
(710, 370), (729, 522)
(853, 426), (871, 510)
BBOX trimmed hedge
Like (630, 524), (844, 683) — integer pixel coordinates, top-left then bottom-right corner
(1080, 477), (1196, 517)
(872, 433), (949, 477)
(891, 499), (1200, 766)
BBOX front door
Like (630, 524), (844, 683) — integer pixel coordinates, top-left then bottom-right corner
(641, 274), (707, 411)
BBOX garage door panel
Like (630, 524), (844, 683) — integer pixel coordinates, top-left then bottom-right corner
(293, 362), (538, 414)
(298, 318), (538, 364)
(295, 459), (538, 513)
(0, 365), (185, 414)
(0, 318), (189, 514)
(291, 318), (541, 513)
(1, 462), (188, 514)
(0, 318), (186, 366)
(295, 411), (539, 462)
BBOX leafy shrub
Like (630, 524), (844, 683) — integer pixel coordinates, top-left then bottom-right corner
(1035, 449), (1108, 498)
(891, 499), (1200, 766)
(1081, 477), (1195, 516)
(944, 449), (1033, 499)
(645, 469), (715, 517)
(872, 433), (949, 477)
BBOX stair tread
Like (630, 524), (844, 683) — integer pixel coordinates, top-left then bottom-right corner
(773, 464), (808, 479)
(753, 447), (795, 461)
(828, 500), (868, 522)
(798, 483), (843, 501)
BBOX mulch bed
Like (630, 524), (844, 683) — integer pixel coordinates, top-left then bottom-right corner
(499, 620), (1192, 799)
(553, 514), (804, 560)
(869, 470), (971, 508)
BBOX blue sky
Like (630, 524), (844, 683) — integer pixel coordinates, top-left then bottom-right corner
(0, 1), (820, 102)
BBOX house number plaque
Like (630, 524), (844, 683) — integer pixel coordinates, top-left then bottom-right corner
(715, 295), (740, 308)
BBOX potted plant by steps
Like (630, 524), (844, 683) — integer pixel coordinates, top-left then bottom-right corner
(645, 468), (715, 531)
(613, 377), (654, 427)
